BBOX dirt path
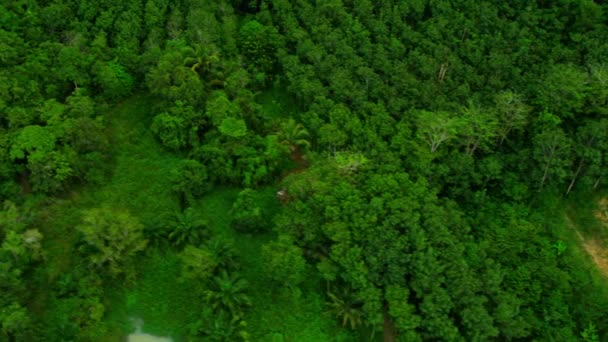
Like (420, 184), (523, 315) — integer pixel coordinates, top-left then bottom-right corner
(565, 205), (608, 278)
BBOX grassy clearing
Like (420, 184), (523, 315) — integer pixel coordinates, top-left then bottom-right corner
(195, 186), (351, 341)
(33, 92), (352, 341)
(255, 82), (298, 121)
(95, 96), (188, 338)
(88, 95), (182, 227)
(33, 95), (186, 339)
(104, 250), (201, 339)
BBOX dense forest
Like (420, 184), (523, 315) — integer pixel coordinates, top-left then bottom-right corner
(1, 0), (608, 341)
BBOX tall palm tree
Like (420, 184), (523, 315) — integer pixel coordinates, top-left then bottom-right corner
(277, 119), (311, 153)
(205, 270), (251, 319)
(326, 289), (364, 330)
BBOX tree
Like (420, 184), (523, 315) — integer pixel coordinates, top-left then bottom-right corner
(171, 159), (209, 208)
(10, 125), (74, 193)
(533, 127), (572, 192)
(414, 110), (460, 153)
(205, 91), (241, 128)
(277, 119), (310, 154)
(0, 302), (32, 340)
(261, 235), (306, 288)
(326, 289), (364, 330)
(566, 120), (608, 194)
(167, 207), (210, 249)
(93, 61), (134, 100)
(385, 285), (421, 341)
(152, 101), (203, 150)
(239, 20), (283, 79)
(537, 64), (588, 118)
(219, 117), (247, 138)
(146, 41), (206, 106)
(179, 244), (219, 284)
(495, 91), (530, 145)
(230, 189), (265, 233)
(460, 101), (499, 156)
(77, 208), (148, 277)
(205, 270), (251, 319)
(189, 308), (250, 342)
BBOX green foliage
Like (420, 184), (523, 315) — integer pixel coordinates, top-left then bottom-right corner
(261, 234), (306, 288)
(277, 119), (310, 153)
(581, 323), (599, 342)
(45, 270), (107, 341)
(179, 244), (219, 283)
(0, 302), (32, 339)
(151, 101), (203, 150)
(167, 207), (209, 249)
(77, 208), (148, 278)
(189, 309), (250, 342)
(414, 110), (460, 154)
(171, 159), (210, 206)
(94, 61), (134, 100)
(3, 0), (608, 340)
(10, 125), (55, 160)
(239, 20), (283, 79)
(205, 91), (240, 127)
(326, 290), (364, 330)
(333, 152), (368, 175)
(219, 117), (248, 138)
(27, 150), (74, 193)
(205, 270), (252, 319)
(230, 189), (265, 233)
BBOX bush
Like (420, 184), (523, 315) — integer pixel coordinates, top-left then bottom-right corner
(171, 159), (210, 207)
(230, 188), (266, 233)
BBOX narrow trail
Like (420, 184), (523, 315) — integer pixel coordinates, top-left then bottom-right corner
(564, 212), (608, 278)
(280, 149), (309, 181)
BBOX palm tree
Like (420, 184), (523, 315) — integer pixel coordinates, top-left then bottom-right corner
(326, 289), (364, 330)
(277, 119), (311, 154)
(193, 309), (250, 342)
(205, 237), (239, 271)
(205, 270), (251, 319)
(182, 44), (220, 76)
(168, 207), (209, 249)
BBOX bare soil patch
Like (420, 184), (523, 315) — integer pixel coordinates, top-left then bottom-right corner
(567, 198), (608, 277)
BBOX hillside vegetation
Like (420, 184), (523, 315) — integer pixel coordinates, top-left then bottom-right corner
(1, 1), (608, 341)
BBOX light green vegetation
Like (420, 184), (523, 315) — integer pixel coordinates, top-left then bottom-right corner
(2, 1), (608, 341)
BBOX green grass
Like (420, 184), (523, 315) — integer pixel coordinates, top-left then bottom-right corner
(255, 82), (299, 120)
(32, 95), (186, 339)
(86, 94), (182, 227)
(104, 250), (201, 340)
(193, 186), (352, 341)
(33, 93), (352, 341)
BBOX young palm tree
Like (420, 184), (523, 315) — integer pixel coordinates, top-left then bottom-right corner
(205, 270), (252, 319)
(192, 309), (250, 342)
(326, 289), (364, 330)
(277, 119), (311, 153)
(205, 237), (239, 271)
(168, 207), (210, 249)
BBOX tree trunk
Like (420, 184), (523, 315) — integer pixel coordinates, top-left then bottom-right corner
(538, 146), (557, 192)
(178, 191), (187, 211)
(383, 306), (396, 342)
(566, 159), (584, 195)
(539, 161), (551, 192)
(594, 175), (602, 190)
